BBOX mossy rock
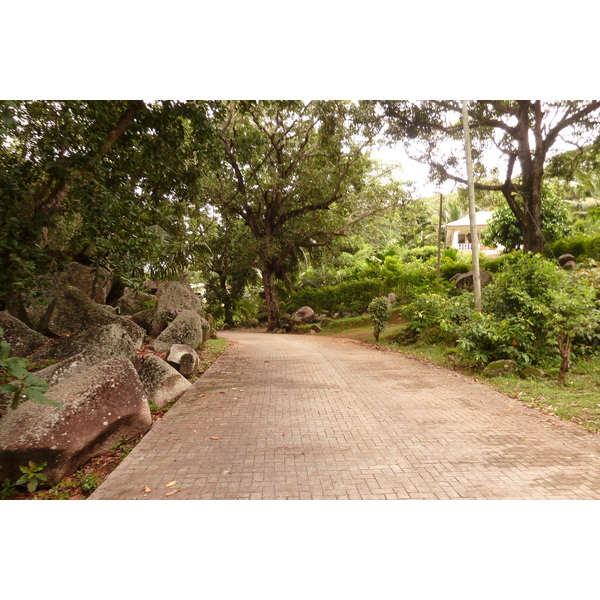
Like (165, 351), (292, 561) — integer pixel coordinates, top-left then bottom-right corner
(519, 366), (546, 379)
(483, 359), (517, 377)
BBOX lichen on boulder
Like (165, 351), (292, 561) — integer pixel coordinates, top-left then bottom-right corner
(0, 312), (48, 358)
(483, 359), (518, 377)
(150, 309), (205, 354)
(138, 354), (191, 409)
(0, 358), (151, 485)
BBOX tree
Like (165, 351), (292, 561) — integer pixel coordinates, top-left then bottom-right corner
(482, 180), (571, 250)
(0, 100), (219, 308)
(209, 100), (403, 330)
(546, 135), (600, 201)
(194, 213), (258, 326)
(380, 100), (600, 254)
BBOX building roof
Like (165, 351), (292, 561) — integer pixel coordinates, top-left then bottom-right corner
(445, 211), (493, 228)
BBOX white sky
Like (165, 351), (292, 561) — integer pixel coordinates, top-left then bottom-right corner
(371, 141), (456, 198)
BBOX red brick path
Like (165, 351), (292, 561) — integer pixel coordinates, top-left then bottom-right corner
(90, 331), (600, 500)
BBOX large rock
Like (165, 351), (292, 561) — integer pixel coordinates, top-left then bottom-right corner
(450, 269), (493, 291)
(155, 281), (204, 318)
(558, 254), (576, 266)
(31, 352), (96, 389)
(27, 322), (140, 368)
(116, 287), (156, 316)
(38, 287), (145, 348)
(150, 310), (205, 354)
(24, 262), (113, 327)
(59, 262), (113, 304)
(130, 308), (163, 338)
(290, 306), (316, 325)
(0, 312), (48, 357)
(519, 366), (546, 379)
(0, 358), (151, 485)
(129, 281), (205, 339)
(167, 344), (200, 377)
(138, 354), (191, 409)
(483, 359), (517, 377)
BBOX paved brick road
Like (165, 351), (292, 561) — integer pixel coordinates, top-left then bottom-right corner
(90, 331), (600, 500)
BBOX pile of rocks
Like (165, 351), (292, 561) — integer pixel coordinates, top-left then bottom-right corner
(0, 263), (214, 486)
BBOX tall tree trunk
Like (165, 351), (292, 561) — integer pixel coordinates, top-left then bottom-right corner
(520, 176), (545, 254)
(261, 266), (280, 331)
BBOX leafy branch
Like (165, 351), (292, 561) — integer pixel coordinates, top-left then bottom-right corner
(0, 327), (62, 410)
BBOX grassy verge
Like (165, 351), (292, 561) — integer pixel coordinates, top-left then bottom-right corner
(318, 317), (600, 434)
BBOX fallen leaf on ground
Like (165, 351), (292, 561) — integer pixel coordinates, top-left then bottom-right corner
(165, 481), (177, 488)
(210, 436), (219, 440)
(165, 489), (180, 497)
(143, 486), (152, 493)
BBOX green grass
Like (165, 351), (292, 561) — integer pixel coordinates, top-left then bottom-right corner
(480, 358), (600, 433)
(197, 338), (228, 376)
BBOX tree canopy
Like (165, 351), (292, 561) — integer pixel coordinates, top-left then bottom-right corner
(2, 99), (600, 328)
(379, 100), (600, 253)
(203, 100), (407, 329)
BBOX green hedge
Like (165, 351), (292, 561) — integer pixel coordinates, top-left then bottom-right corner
(550, 233), (600, 261)
(288, 262), (441, 316)
(288, 279), (386, 315)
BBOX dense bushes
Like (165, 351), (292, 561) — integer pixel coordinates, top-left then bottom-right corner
(550, 232), (600, 261)
(287, 249), (459, 315)
(394, 252), (600, 378)
(288, 278), (386, 315)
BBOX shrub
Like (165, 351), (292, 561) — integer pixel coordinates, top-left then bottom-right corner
(455, 313), (537, 367)
(289, 278), (386, 315)
(399, 291), (474, 344)
(549, 232), (600, 262)
(368, 296), (393, 342)
(440, 260), (470, 280)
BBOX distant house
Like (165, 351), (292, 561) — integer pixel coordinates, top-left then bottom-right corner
(444, 210), (501, 256)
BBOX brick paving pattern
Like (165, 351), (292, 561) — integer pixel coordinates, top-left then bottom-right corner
(90, 331), (600, 500)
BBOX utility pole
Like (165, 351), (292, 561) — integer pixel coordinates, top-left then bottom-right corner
(436, 193), (443, 279)
(461, 100), (482, 312)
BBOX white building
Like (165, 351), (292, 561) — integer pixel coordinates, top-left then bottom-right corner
(444, 211), (501, 256)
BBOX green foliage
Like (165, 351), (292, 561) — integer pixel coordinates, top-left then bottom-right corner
(482, 180), (571, 250)
(439, 259), (470, 280)
(482, 253), (564, 339)
(15, 461), (48, 493)
(290, 278), (386, 315)
(0, 100), (221, 308)
(368, 297), (393, 342)
(110, 439), (135, 460)
(74, 472), (101, 495)
(550, 232), (600, 261)
(33, 470), (102, 499)
(391, 252), (600, 377)
(462, 253), (599, 371)
(455, 313), (537, 367)
(399, 291), (474, 344)
(1, 477), (17, 499)
(0, 327), (61, 410)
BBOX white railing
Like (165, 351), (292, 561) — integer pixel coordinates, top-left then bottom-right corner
(457, 243), (481, 251)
